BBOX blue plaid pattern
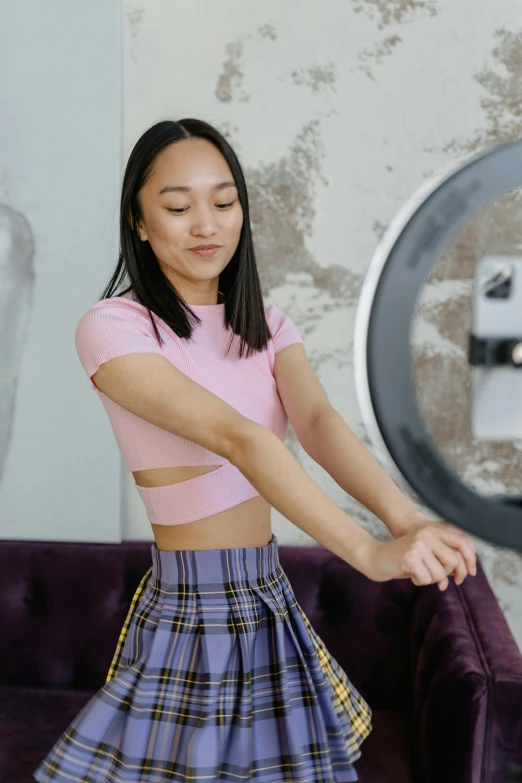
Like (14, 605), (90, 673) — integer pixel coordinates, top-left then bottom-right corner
(33, 535), (372, 782)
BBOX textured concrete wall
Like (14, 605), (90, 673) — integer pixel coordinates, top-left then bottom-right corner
(122, 0), (522, 651)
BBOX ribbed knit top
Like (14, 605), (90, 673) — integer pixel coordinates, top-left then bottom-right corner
(74, 290), (303, 525)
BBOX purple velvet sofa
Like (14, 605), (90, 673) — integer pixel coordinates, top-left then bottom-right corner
(0, 539), (521, 783)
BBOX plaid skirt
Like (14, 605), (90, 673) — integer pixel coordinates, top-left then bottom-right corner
(33, 534), (372, 782)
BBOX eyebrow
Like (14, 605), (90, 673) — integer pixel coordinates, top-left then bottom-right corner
(158, 180), (237, 195)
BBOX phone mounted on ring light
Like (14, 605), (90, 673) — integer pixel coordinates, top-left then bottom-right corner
(469, 336), (522, 366)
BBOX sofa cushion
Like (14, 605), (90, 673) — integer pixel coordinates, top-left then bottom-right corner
(0, 541), (151, 690)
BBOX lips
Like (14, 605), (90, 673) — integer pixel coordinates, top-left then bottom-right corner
(189, 245), (221, 258)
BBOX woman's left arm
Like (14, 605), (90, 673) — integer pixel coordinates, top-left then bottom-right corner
(301, 405), (477, 583)
(274, 342), (477, 589)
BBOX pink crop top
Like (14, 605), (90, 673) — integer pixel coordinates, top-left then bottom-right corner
(74, 290), (304, 526)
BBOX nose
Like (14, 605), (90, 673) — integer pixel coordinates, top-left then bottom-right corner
(190, 205), (219, 237)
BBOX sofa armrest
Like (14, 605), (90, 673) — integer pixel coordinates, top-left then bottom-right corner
(409, 557), (522, 783)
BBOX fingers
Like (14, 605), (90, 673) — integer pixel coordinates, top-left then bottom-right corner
(397, 524), (479, 591)
(417, 541), (450, 586)
(401, 542), (442, 586)
(453, 551), (468, 585)
(437, 576), (449, 592)
(404, 568), (448, 591)
(434, 526), (477, 576)
(416, 526), (477, 578)
(401, 537), (474, 590)
(429, 541), (468, 585)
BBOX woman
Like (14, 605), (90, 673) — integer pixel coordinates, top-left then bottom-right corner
(34, 118), (476, 783)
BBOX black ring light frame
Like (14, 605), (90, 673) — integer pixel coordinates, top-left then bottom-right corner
(353, 139), (522, 551)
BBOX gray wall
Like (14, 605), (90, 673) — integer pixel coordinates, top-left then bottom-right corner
(0, 1), (123, 542)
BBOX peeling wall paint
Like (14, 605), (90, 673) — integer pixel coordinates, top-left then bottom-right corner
(351, 0), (437, 27)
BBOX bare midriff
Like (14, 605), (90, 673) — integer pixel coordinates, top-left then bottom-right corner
(131, 465), (272, 551)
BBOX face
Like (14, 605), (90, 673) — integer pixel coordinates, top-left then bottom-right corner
(135, 137), (243, 304)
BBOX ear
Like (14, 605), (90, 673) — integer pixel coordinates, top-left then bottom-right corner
(128, 211), (147, 242)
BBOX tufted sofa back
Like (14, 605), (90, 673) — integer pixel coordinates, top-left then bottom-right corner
(0, 540), (416, 709)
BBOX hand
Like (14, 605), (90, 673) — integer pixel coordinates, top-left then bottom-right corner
(362, 522), (477, 590)
(387, 510), (477, 590)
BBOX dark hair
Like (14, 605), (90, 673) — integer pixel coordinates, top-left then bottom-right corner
(98, 118), (271, 358)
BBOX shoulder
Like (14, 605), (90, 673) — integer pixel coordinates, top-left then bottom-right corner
(77, 291), (145, 320)
(74, 293), (163, 389)
(75, 293), (152, 338)
(264, 302), (297, 330)
(75, 293), (159, 357)
(264, 302), (284, 326)
(264, 303), (303, 354)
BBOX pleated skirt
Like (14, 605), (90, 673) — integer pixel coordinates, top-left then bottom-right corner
(33, 534), (372, 782)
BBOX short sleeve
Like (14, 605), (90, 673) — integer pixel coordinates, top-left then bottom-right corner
(267, 304), (304, 354)
(74, 300), (164, 390)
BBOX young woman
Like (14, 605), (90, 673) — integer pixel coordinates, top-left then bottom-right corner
(33, 118), (476, 783)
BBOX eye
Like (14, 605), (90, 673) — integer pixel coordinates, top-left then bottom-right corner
(166, 200), (236, 214)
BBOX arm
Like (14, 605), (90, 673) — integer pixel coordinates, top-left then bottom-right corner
(230, 423), (377, 570)
(92, 351), (378, 574)
(272, 341), (477, 586)
(299, 406), (420, 538)
(272, 341), (419, 538)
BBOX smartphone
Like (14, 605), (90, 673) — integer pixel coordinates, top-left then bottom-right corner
(470, 255), (522, 439)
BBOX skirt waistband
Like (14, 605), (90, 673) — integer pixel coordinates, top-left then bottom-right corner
(150, 533), (280, 585)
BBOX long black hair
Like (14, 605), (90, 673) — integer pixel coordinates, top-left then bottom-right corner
(98, 118), (271, 359)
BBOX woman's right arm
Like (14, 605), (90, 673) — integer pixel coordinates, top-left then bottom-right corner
(230, 422), (378, 572)
(91, 351), (378, 575)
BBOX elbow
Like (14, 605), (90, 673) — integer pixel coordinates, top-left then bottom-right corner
(226, 418), (267, 470)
